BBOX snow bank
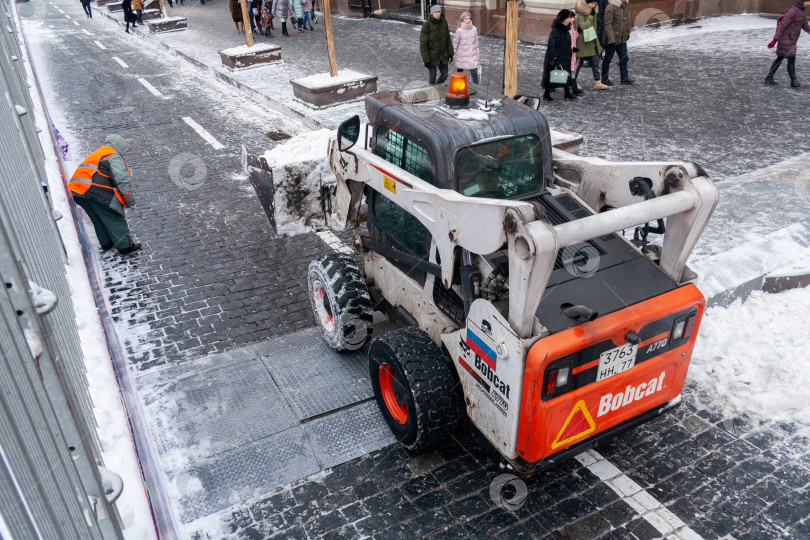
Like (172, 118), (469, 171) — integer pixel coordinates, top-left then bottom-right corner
(690, 287), (810, 424)
(262, 129), (337, 236)
(632, 14), (775, 49)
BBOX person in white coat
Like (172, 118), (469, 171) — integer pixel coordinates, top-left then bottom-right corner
(452, 12), (480, 84)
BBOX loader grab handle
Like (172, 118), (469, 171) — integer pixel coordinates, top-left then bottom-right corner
(507, 175), (718, 339)
(553, 190), (696, 247)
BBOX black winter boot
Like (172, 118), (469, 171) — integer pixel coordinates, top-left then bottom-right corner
(282, 21), (289, 36)
(787, 57), (800, 88)
(765, 57), (782, 85)
(543, 89), (553, 101)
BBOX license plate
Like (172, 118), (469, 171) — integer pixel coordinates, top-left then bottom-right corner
(596, 343), (638, 382)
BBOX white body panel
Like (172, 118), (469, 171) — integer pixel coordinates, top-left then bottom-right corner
(441, 300), (534, 459)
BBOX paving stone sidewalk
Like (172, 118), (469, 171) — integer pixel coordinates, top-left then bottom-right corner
(111, 5), (810, 180)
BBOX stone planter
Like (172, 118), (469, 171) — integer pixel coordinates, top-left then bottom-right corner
(219, 44), (282, 70)
(147, 16), (188, 33)
(290, 70), (378, 108)
(141, 8), (162, 19)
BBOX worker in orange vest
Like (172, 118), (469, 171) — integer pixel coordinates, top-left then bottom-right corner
(69, 134), (141, 255)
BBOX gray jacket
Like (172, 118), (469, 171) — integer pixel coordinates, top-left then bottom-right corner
(101, 134), (136, 214)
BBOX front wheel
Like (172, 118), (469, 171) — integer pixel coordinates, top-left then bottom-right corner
(369, 327), (461, 451)
(307, 253), (373, 351)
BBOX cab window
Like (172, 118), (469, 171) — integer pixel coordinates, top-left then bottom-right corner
(372, 194), (428, 258)
(374, 126), (435, 184)
(456, 135), (543, 198)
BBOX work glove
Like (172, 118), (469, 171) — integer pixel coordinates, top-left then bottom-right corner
(768, 39), (777, 48)
(425, 62), (430, 68)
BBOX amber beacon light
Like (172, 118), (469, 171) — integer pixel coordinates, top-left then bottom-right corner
(445, 73), (470, 108)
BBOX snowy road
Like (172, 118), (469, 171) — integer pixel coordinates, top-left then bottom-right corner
(17, 0), (810, 538)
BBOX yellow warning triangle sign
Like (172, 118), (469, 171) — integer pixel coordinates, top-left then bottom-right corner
(551, 400), (596, 449)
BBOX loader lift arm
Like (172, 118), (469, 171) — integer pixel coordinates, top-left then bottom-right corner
(328, 130), (718, 339)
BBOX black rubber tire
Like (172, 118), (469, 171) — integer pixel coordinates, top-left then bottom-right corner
(369, 327), (461, 451)
(307, 253), (373, 351)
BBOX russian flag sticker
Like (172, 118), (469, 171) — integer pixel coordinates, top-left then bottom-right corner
(466, 320), (498, 370)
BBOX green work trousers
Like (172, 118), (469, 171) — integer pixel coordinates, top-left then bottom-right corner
(74, 196), (134, 251)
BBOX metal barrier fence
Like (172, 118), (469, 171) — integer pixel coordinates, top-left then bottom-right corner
(0, 0), (125, 537)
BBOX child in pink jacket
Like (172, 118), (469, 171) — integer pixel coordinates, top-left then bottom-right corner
(452, 12), (480, 84)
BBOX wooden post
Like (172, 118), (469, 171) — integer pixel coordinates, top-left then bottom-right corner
(503, 0), (518, 98)
(240, 0), (254, 47)
(323, 0), (338, 76)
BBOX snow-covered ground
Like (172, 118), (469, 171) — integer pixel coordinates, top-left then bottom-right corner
(691, 287), (810, 424)
(631, 14), (781, 51)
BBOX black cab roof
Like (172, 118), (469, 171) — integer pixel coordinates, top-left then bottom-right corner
(364, 84), (554, 192)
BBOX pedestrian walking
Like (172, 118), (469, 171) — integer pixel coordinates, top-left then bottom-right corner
(80, 0), (92, 18)
(251, 0), (263, 33)
(575, 0), (608, 90)
(310, 0), (317, 24)
(302, 0), (314, 30)
(260, 0), (273, 36)
(133, 0), (144, 25)
(542, 9), (578, 101)
(230, 0), (244, 33)
(68, 134), (141, 255)
(765, 0), (810, 87)
(293, 0), (305, 32)
(122, 0), (137, 33)
(246, 0), (257, 32)
(273, 0), (291, 36)
(420, 3), (454, 85)
(601, 0), (634, 85)
(452, 12), (480, 84)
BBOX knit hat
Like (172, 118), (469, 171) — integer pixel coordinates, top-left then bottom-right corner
(430, 4), (442, 14)
(460, 11), (471, 20)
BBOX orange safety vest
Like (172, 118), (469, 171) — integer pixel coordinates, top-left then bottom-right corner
(68, 145), (131, 206)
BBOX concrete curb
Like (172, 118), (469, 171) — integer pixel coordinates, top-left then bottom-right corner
(707, 271), (810, 308)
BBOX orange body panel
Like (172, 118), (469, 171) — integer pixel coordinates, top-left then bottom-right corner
(517, 284), (705, 463)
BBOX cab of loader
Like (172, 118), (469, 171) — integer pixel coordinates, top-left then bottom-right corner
(362, 86), (556, 318)
(364, 86), (554, 194)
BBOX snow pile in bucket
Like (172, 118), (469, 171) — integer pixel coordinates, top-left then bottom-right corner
(690, 286), (810, 424)
(262, 129), (337, 236)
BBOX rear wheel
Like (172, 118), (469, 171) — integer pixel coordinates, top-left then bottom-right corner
(307, 253), (373, 351)
(369, 327), (460, 451)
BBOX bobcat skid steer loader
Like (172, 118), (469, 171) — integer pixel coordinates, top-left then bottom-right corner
(306, 75), (718, 473)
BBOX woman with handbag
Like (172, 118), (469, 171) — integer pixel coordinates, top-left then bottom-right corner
(575, 0), (608, 90)
(542, 9), (578, 101)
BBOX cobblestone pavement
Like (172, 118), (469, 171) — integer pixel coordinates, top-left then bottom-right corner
(120, 2), (808, 180)
(212, 385), (810, 540)
(18, 0), (810, 538)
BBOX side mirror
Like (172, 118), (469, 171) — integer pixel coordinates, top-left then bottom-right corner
(337, 115), (360, 152)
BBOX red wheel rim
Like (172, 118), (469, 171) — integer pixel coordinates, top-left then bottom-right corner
(379, 363), (408, 425)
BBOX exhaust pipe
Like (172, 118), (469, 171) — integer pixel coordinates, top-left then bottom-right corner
(562, 304), (598, 322)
